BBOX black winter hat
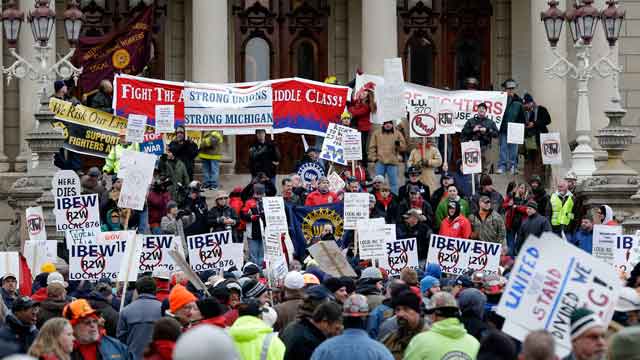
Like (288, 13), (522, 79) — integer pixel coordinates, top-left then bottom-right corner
(391, 290), (421, 313)
(323, 277), (345, 293)
(196, 297), (226, 319)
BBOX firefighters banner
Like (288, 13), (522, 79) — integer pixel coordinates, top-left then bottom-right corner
(184, 82), (273, 134)
(496, 233), (620, 357)
(187, 231), (243, 272)
(54, 194), (101, 232)
(427, 234), (502, 275)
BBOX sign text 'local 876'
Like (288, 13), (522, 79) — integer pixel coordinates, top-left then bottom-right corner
(187, 230), (243, 272)
(54, 194), (101, 232)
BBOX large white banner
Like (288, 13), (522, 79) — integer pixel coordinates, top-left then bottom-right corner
(187, 231), (243, 272)
(379, 238), (419, 276)
(69, 240), (127, 281)
(118, 150), (156, 211)
(24, 241), (57, 278)
(54, 194), (101, 232)
(497, 233), (620, 357)
(426, 234), (502, 275)
(343, 193), (370, 230)
(184, 82), (273, 134)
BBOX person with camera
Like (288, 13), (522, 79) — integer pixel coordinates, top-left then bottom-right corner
(158, 145), (190, 205)
(183, 182), (210, 236)
(208, 190), (241, 243)
(368, 120), (407, 195)
(161, 201), (195, 255)
(241, 184), (267, 266)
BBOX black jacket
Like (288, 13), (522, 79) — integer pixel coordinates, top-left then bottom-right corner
(0, 313), (38, 353)
(460, 311), (490, 341)
(249, 141), (281, 178)
(396, 200), (434, 230)
(168, 139), (199, 180)
(461, 115), (499, 147)
(374, 196), (400, 225)
(531, 188), (550, 217)
(88, 292), (119, 338)
(524, 105), (551, 141)
(241, 180), (277, 202)
(183, 195), (209, 236)
(397, 222), (432, 260)
(516, 212), (552, 254)
(398, 180), (430, 204)
(280, 318), (327, 360)
(37, 298), (68, 329)
(208, 205), (239, 233)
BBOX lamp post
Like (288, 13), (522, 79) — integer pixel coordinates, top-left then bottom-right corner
(541, 0), (625, 180)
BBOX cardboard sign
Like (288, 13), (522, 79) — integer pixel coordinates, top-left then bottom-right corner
(320, 123), (356, 166)
(138, 235), (183, 273)
(540, 132), (562, 165)
(381, 58), (406, 122)
(592, 224), (623, 266)
(343, 131), (363, 161)
(118, 150), (156, 210)
(24, 241), (57, 278)
(54, 194), (101, 232)
(126, 114), (147, 143)
(118, 234), (144, 283)
(461, 141), (482, 175)
(357, 218), (389, 260)
(187, 231), (243, 272)
(379, 238), (419, 276)
(264, 229), (284, 264)
(0, 252), (20, 283)
(507, 122), (525, 144)
(496, 233), (620, 357)
(69, 240), (127, 281)
(328, 172), (346, 193)
(26, 206), (47, 241)
(51, 170), (81, 198)
(65, 228), (98, 249)
(263, 197), (288, 234)
(307, 240), (357, 277)
(343, 193), (370, 230)
(155, 105), (175, 133)
(426, 234), (502, 275)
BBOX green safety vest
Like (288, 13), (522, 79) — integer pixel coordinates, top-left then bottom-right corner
(550, 193), (574, 226)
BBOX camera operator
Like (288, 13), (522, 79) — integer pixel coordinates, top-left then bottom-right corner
(208, 190), (241, 243)
(241, 184), (267, 266)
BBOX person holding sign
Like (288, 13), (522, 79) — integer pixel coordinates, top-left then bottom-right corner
(368, 121), (407, 195)
(497, 79), (526, 175)
(522, 93), (551, 179)
(102, 129), (140, 175)
(461, 103), (498, 174)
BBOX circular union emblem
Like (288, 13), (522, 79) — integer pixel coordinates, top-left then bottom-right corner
(301, 208), (344, 242)
(112, 49), (131, 69)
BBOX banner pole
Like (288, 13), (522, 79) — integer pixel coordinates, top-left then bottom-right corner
(444, 135), (448, 170)
(471, 173), (476, 196)
(120, 233), (137, 313)
(351, 161), (356, 176)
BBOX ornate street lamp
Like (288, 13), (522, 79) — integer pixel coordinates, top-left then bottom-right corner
(1, 0), (24, 48)
(63, 0), (84, 47)
(565, 3), (580, 44)
(541, 0), (565, 48)
(574, 0), (600, 45)
(28, 0), (56, 47)
(601, 0), (625, 47)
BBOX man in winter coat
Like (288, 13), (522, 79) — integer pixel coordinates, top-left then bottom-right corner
(1, 273), (19, 310)
(36, 282), (69, 329)
(65, 299), (132, 360)
(563, 308), (607, 360)
(88, 282), (119, 337)
(305, 177), (338, 206)
(374, 182), (400, 224)
(469, 195), (506, 245)
(241, 184), (267, 266)
(380, 291), (429, 360)
(102, 129), (140, 175)
(168, 125), (199, 181)
(408, 139), (442, 194)
(435, 185), (470, 230)
(274, 271), (306, 332)
(398, 167), (431, 204)
(469, 174), (504, 214)
(457, 288), (489, 341)
(88, 79), (114, 112)
(208, 190), (239, 241)
(368, 120), (407, 194)
(357, 268), (386, 312)
(461, 102), (499, 174)
(497, 79), (526, 175)
(404, 292), (479, 360)
(198, 130), (224, 190)
(0, 297), (38, 353)
(529, 175), (550, 216)
(439, 201), (472, 239)
(161, 201), (195, 254)
(396, 209), (432, 264)
(249, 129), (280, 181)
(229, 300), (286, 360)
(182, 184), (209, 236)
(117, 276), (162, 360)
(280, 301), (343, 360)
(158, 147), (190, 204)
(147, 178), (171, 234)
(397, 186), (434, 227)
(516, 200), (552, 255)
(523, 93), (551, 178)
(572, 215), (594, 254)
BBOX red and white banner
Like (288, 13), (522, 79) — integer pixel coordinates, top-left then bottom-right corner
(113, 74), (185, 126)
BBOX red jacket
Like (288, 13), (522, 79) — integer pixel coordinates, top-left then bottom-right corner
(147, 191), (171, 226)
(143, 340), (175, 360)
(439, 215), (472, 239)
(502, 195), (529, 230)
(348, 101), (372, 132)
(229, 195), (246, 231)
(31, 287), (47, 302)
(305, 191), (338, 206)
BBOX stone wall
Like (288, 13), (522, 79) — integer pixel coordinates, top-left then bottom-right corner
(620, 0), (640, 169)
(493, 0), (513, 89)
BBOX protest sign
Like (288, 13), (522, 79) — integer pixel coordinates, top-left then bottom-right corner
(54, 194), (101, 232)
(0, 252), (20, 281)
(66, 228), (98, 249)
(263, 197), (288, 233)
(26, 206), (46, 241)
(343, 193), (370, 230)
(118, 150), (156, 210)
(138, 235), (183, 273)
(320, 137), (346, 165)
(540, 132), (562, 165)
(507, 122), (525, 144)
(328, 172), (346, 193)
(69, 240), (127, 281)
(118, 234), (144, 283)
(379, 238), (419, 276)
(343, 131), (362, 161)
(461, 141), (482, 175)
(427, 234), (502, 275)
(155, 105), (175, 133)
(52, 170), (81, 199)
(627, 231), (640, 275)
(187, 231), (243, 272)
(24, 241), (57, 278)
(496, 233), (620, 357)
(592, 224), (623, 266)
(141, 130), (165, 156)
(49, 97), (128, 133)
(164, 130), (202, 147)
(307, 241), (357, 277)
(296, 161), (325, 185)
(381, 58), (406, 122)
(357, 218), (388, 260)
(409, 108), (438, 138)
(612, 234), (639, 276)
(126, 114), (147, 143)
(184, 82), (273, 134)
(113, 74), (185, 125)
(264, 230), (285, 264)
(51, 120), (119, 158)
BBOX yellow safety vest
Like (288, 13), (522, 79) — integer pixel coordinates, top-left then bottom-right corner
(550, 193), (574, 226)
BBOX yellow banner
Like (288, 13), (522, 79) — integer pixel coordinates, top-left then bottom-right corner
(49, 98), (127, 133)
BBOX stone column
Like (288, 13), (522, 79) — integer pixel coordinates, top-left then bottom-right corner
(0, 30), (10, 172)
(362, 0), (397, 74)
(190, 0), (234, 173)
(16, 0), (56, 172)
(530, 0), (570, 177)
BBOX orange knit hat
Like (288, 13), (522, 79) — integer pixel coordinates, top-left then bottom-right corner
(169, 284), (197, 314)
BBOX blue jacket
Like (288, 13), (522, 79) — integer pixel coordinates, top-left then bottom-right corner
(311, 328), (394, 360)
(0, 313), (38, 353)
(572, 229), (593, 254)
(71, 335), (131, 360)
(117, 294), (162, 360)
(366, 302), (394, 339)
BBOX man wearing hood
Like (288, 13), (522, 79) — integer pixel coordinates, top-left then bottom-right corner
(435, 185), (470, 230)
(529, 175), (550, 217)
(549, 180), (575, 237)
(438, 201), (472, 239)
(457, 288), (489, 341)
(381, 290), (429, 360)
(356, 267), (386, 312)
(229, 299), (286, 360)
(595, 204), (617, 225)
(0, 297), (38, 353)
(368, 120), (407, 194)
(404, 292), (480, 360)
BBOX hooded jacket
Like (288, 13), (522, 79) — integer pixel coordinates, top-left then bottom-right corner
(438, 202), (472, 239)
(0, 313), (38, 353)
(229, 315), (286, 360)
(280, 317), (327, 360)
(435, 198), (470, 230)
(37, 298), (68, 329)
(403, 317), (479, 360)
(101, 208), (124, 232)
